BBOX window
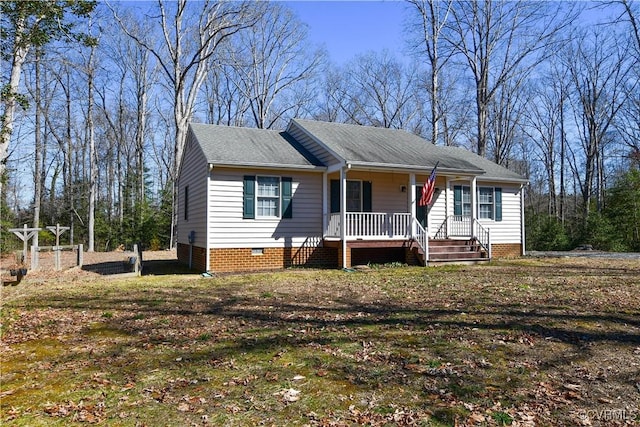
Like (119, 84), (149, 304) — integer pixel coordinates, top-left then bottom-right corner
(478, 187), (494, 219)
(257, 176), (280, 217)
(330, 180), (372, 213)
(477, 187), (502, 221)
(184, 186), (189, 220)
(243, 175), (293, 219)
(346, 180), (362, 212)
(453, 185), (471, 216)
(453, 185), (502, 221)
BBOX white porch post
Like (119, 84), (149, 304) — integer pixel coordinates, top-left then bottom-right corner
(520, 184), (526, 255)
(340, 167), (348, 268)
(471, 176), (477, 238)
(445, 177), (450, 219)
(409, 173), (416, 238)
(322, 172), (328, 237)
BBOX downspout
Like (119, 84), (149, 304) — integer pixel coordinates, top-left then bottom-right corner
(206, 163), (214, 272)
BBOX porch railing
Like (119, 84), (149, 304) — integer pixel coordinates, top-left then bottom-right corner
(325, 212), (412, 239)
(434, 215), (472, 239)
(434, 215), (492, 259)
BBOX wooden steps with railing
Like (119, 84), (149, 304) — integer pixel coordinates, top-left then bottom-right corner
(412, 238), (489, 265)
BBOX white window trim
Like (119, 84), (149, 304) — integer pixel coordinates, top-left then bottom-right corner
(256, 175), (281, 219)
(477, 186), (496, 221)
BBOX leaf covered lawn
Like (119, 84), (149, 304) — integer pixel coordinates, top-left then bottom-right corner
(1, 257), (639, 426)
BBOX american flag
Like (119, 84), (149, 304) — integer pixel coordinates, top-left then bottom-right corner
(419, 162), (438, 207)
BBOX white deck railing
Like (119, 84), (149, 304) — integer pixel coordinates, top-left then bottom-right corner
(434, 215), (472, 238)
(325, 212), (412, 239)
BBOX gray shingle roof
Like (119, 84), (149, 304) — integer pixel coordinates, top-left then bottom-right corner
(188, 120), (527, 183)
(189, 123), (324, 169)
(291, 119), (526, 181)
(440, 146), (528, 182)
(291, 119), (482, 174)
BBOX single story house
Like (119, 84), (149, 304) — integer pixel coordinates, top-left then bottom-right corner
(176, 119), (528, 273)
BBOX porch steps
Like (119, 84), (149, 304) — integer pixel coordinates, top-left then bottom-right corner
(413, 239), (488, 265)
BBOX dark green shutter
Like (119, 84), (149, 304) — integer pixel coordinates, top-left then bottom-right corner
(363, 181), (372, 212)
(243, 175), (255, 219)
(495, 187), (502, 222)
(453, 185), (462, 216)
(330, 179), (340, 213)
(416, 186), (427, 227)
(282, 177), (293, 218)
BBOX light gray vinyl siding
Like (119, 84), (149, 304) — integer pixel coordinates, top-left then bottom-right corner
(209, 167), (323, 248)
(476, 182), (522, 244)
(442, 180), (522, 244)
(287, 122), (342, 168)
(345, 171), (408, 213)
(177, 131), (209, 248)
(426, 176), (447, 235)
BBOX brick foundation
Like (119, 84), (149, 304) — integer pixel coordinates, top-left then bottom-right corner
(177, 243), (207, 272)
(207, 245), (337, 273)
(491, 243), (522, 258)
(179, 241), (522, 272)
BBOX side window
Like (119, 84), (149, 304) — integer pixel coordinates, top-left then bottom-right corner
(243, 175), (293, 219)
(184, 186), (189, 221)
(257, 176), (280, 218)
(476, 187), (502, 221)
(478, 187), (494, 219)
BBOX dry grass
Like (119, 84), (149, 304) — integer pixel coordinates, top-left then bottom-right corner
(1, 257), (639, 426)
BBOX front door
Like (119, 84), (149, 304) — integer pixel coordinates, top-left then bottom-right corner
(415, 187), (427, 228)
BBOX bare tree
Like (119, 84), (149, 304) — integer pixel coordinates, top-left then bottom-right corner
(406, 0), (453, 144)
(228, 3), (324, 129)
(444, 0), (575, 157)
(339, 51), (423, 132)
(111, 0), (262, 247)
(563, 28), (636, 220)
(523, 68), (569, 218)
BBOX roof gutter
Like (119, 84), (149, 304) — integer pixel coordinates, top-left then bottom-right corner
(209, 161), (327, 172)
(345, 161), (483, 176)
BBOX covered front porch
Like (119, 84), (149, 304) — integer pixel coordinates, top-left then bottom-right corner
(320, 167), (491, 267)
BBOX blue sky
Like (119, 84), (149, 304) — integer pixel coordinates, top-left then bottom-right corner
(285, 1), (407, 64)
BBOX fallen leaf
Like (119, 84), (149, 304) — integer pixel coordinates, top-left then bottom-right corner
(276, 388), (301, 402)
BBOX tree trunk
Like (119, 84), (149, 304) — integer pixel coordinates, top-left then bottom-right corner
(87, 43), (97, 252)
(0, 24), (29, 198)
(33, 49), (43, 247)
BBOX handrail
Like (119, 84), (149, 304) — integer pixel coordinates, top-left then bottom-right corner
(473, 218), (491, 259)
(433, 218), (448, 239)
(412, 217), (428, 265)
